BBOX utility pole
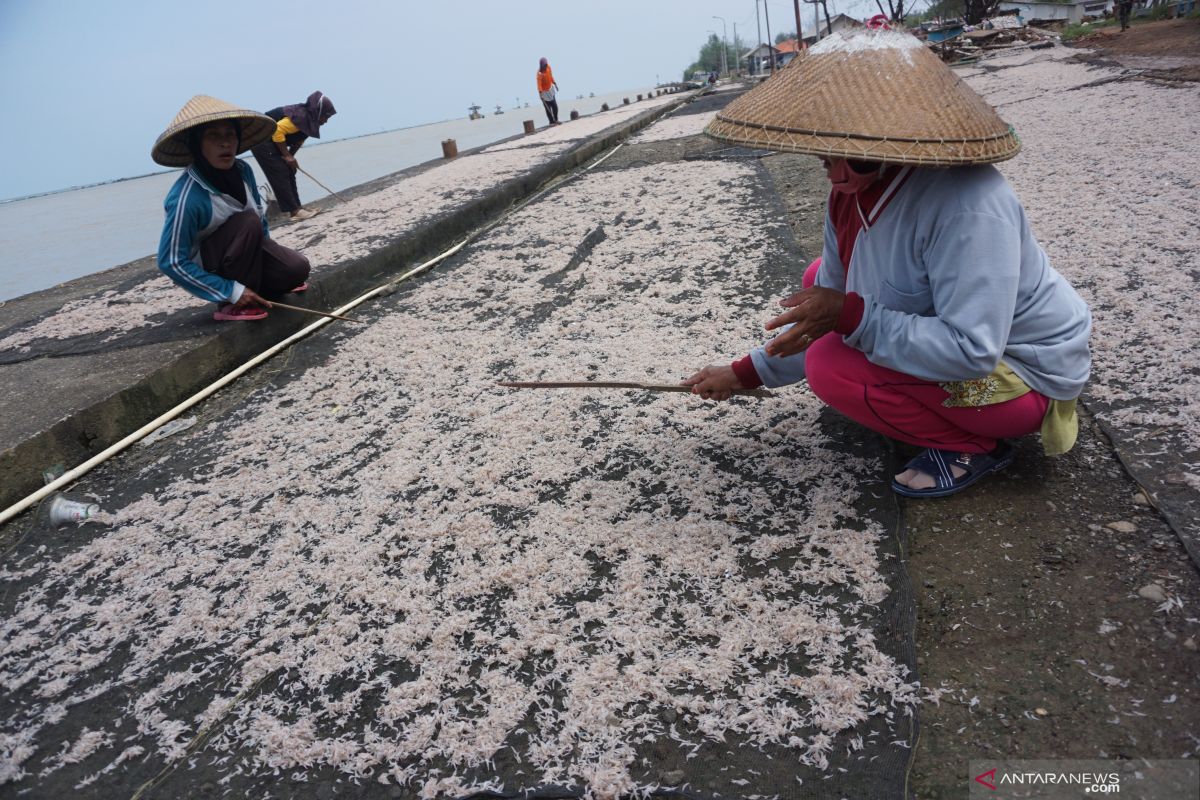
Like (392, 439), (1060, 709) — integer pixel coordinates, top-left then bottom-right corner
(806, 0), (820, 40)
(764, 0), (776, 74)
(755, 0), (763, 75)
(733, 22), (740, 74)
(794, 0), (804, 47)
(713, 16), (728, 76)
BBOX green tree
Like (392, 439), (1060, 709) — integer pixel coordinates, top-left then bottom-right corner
(682, 32), (751, 80)
(683, 33), (725, 80)
(774, 30), (797, 43)
(962, 0), (1004, 23)
(927, 0), (961, 14)
(903, 0), (1004, 24)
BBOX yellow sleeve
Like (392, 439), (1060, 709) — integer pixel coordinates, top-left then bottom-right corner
(271, 117), (301, 143)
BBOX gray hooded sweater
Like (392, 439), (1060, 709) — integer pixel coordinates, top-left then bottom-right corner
(749, 165), (1092, 401)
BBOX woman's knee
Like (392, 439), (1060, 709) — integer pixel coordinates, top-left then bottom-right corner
(802, 257), (822, 289)
(802, 335), (841, 405)
(264, 240), (310, 279)
(294, 252), (312, 281)
(201, 210), (263, 271)
(804, 334), (864, 414)
(224, 209), (264, 241)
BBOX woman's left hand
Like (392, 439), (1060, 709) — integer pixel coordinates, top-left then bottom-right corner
(763, 286), (845, 358)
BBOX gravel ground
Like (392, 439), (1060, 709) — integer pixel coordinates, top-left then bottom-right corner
(1072, 17), (1200, 81)
(904, 40), (1199, 798)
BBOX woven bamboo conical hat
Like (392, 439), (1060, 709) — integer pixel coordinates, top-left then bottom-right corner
(151, 95), (276, 167)
(706, 28), (1020, 165)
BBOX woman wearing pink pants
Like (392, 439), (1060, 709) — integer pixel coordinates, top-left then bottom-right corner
(686, 27), (1091, 498)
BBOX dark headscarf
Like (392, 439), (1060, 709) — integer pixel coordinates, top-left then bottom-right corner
(186, 122), (247, 205)
(281, 91), (337, 139)
(539, 57), (549, 73)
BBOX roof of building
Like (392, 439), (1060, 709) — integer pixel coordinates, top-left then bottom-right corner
(743, 43), (781, 58)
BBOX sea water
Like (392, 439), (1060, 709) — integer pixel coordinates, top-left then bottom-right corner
(0, 87), (655, 302)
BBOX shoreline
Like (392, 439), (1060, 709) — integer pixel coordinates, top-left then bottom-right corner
(0, 84), (662, 205)
(0, 86), (664, 303)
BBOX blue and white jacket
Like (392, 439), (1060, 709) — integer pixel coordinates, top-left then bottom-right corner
(157, 159), (268, 303)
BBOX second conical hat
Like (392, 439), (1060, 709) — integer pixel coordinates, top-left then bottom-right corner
(706, 28), (1020, 165)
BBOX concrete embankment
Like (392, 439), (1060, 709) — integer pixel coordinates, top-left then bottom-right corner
(0, 91), (692, 513)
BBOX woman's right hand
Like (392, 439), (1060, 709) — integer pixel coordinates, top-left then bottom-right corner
(234, 287), (272, 309)
(283, 154), (298, 172)
(682, 365), (743, 401)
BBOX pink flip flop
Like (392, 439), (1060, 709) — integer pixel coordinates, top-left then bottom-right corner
(213, 303), (269, 322)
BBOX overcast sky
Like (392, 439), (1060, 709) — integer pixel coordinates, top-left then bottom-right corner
(0, 0), (879, 201)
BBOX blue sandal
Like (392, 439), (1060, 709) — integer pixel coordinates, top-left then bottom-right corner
(892, 443), (1014, 498)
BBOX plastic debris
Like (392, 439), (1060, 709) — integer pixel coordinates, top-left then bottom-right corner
(138, 416), (197, 447)
(45, 494), (100, 527)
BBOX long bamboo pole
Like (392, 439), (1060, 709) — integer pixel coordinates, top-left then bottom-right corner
(297, 166), (348, 203)
(268, 300), (362, 323)
(498, 381), (774, 398)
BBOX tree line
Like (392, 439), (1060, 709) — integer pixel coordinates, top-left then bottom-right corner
(682, 33), (745, 80)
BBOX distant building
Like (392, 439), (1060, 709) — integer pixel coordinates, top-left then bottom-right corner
(804, 12), (865, 43)
(996, 0), (1115, 22)
(743, 43), (781, 75)
(747, 15), (868, 74)
(775, 38), (803, 67)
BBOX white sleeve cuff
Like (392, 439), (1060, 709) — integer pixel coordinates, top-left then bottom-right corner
(228, 282), (245, 303)
(749, 326), (809, 388)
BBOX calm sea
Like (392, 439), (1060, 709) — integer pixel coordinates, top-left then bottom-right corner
(0, 88), (655, 302)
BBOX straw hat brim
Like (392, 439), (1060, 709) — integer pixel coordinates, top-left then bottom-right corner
(705, 28), (1021, 166)
(152, 96), (277, 167)
(705, 116), (1021, 165)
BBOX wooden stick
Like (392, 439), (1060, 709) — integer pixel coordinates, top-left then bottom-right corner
(498, 380), (774, 398)
(297, 166), (348, 203)
(268, 300), (362, 323)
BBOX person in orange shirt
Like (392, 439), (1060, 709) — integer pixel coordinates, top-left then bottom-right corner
(536, 58), (560, 126)
(250, 91), (336, 221)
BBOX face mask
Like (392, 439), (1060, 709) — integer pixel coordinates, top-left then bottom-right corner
(827, 158), (883, 195)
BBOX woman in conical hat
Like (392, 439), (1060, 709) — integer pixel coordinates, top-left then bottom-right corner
(685, 24), (1092, 498)
(152, 95), (311, 322)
